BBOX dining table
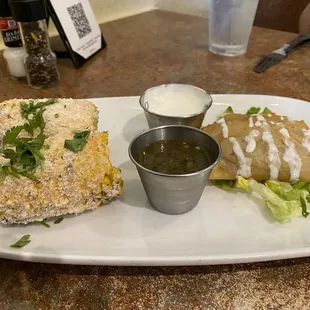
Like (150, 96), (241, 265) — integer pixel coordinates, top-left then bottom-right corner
(0, 10), (310, 310)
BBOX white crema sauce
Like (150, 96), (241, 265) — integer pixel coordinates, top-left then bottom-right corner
(257, 115), (281, 180)
(143, 84), (210, 117)
(302, 129), (310, 153)
(245, 130), (260, 153)
(216, 117), (229, 138)
(279, 127), (301, 182)
(256, 114), (268, 127)
(229, 137), (252, 178)
(249, 116), (254, 128)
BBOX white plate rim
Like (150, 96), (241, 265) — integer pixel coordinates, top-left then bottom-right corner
(1, 94), (310, 266)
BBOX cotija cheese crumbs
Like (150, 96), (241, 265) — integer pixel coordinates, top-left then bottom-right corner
(0, 98), (123, 224)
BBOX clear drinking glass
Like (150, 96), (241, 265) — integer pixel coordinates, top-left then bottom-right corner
(208, 0), (259, 56)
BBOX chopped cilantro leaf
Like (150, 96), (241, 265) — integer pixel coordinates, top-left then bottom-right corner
(64, 130), (90, 152)
(21, 99), (56, 120)
(24, 109), (46, 135)
(300, 197), (310, 218)
(54, 217), (64, 224)
(10, 235), (31, 248)
(19, 171), (38, 182)
(0, 99), (57, 184)
(29, 133), (45, 150)
(36, 220), (50, 228)
(2, 126), (23, 145)
(2, 148), (19, 162)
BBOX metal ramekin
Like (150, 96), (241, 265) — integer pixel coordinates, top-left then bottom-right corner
(139, 84), (213, 129)
(128, 125), (221, 215)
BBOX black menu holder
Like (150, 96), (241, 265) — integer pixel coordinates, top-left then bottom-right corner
(46, 0), (107, 69)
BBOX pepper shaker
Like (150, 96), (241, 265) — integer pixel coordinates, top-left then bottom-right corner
(10, 0), (60, 89)
(0, 0), (26, 80)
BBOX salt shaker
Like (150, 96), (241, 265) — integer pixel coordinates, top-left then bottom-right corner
(0, 0), (26, 80)
(11, 0), (60, 89)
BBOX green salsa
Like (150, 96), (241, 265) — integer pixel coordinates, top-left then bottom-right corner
(137, 140), (211, 174)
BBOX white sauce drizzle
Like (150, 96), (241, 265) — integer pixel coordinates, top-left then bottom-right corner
(247, 114), (281, 179)
(280, 116), (284, 121)
(262, 131), (281, 180)
(276, 122), (284, 127)
(270, 121), (275, 125)
(229, 137), (252, 178)
(302, 129), (310, 153)
(268, 114), (272, 117)
(249, 116), (254, 128)
(256, 114), (268, 126)
(245, 130), (260, 153)
(279, 127), (301, 182)
(216, 117), (229, 138)
(256, 115), (281, 180)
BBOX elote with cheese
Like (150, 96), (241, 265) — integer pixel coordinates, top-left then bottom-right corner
(0, 98), (123, 224)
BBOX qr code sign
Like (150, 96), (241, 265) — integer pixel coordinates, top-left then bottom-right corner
(67, 3), (92, 39)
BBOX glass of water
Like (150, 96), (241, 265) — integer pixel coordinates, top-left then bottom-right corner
(208, 0), (259, 56)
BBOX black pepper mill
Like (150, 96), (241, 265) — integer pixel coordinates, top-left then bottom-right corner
(10, 0), (60, 89)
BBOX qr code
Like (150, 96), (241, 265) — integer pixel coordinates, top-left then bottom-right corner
(67, 3), (92, 39)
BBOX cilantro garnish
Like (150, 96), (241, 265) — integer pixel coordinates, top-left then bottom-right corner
(10, 235), (31, 248)
(36, 220), (50, 228)
(21, 99), (56, 121)
(0, 99), (57, 183)
(0, 166), (20, 183)
(54, 217), (64, 224)
(64, 130), (90, 152)
(300, 197), (310, 218)
(2, 126), (23, 145)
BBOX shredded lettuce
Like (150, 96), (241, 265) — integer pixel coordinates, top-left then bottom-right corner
(223, 106), (233, 114)
(280, 188), (303, 201)
(218, 106), (234, 119)
(212, 177), (248, 190)
(211, 180), (234, 189)
(213, 177), (310, 223)
(246, 107), (261, 115)
(221, 106), (273, 117)
(262, 107), (272, 114)
(213, 106), (310, 223)
(292, 180), (308, 190)
(265, 180), (282, 195)
(235, 176), (248, 190)
(249, 179), (306, 223)
(246, 106), (274, 115)
(265, 180), (292, 195)
(264, 200), (302, 223)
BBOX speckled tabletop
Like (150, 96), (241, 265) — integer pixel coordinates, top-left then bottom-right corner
(1, 10), (310, 310)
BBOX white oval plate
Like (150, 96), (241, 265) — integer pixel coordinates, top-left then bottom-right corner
(1, 94), (310, 266)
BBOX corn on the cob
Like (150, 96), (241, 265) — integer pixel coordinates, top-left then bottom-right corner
(0, 98), (123, 224)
